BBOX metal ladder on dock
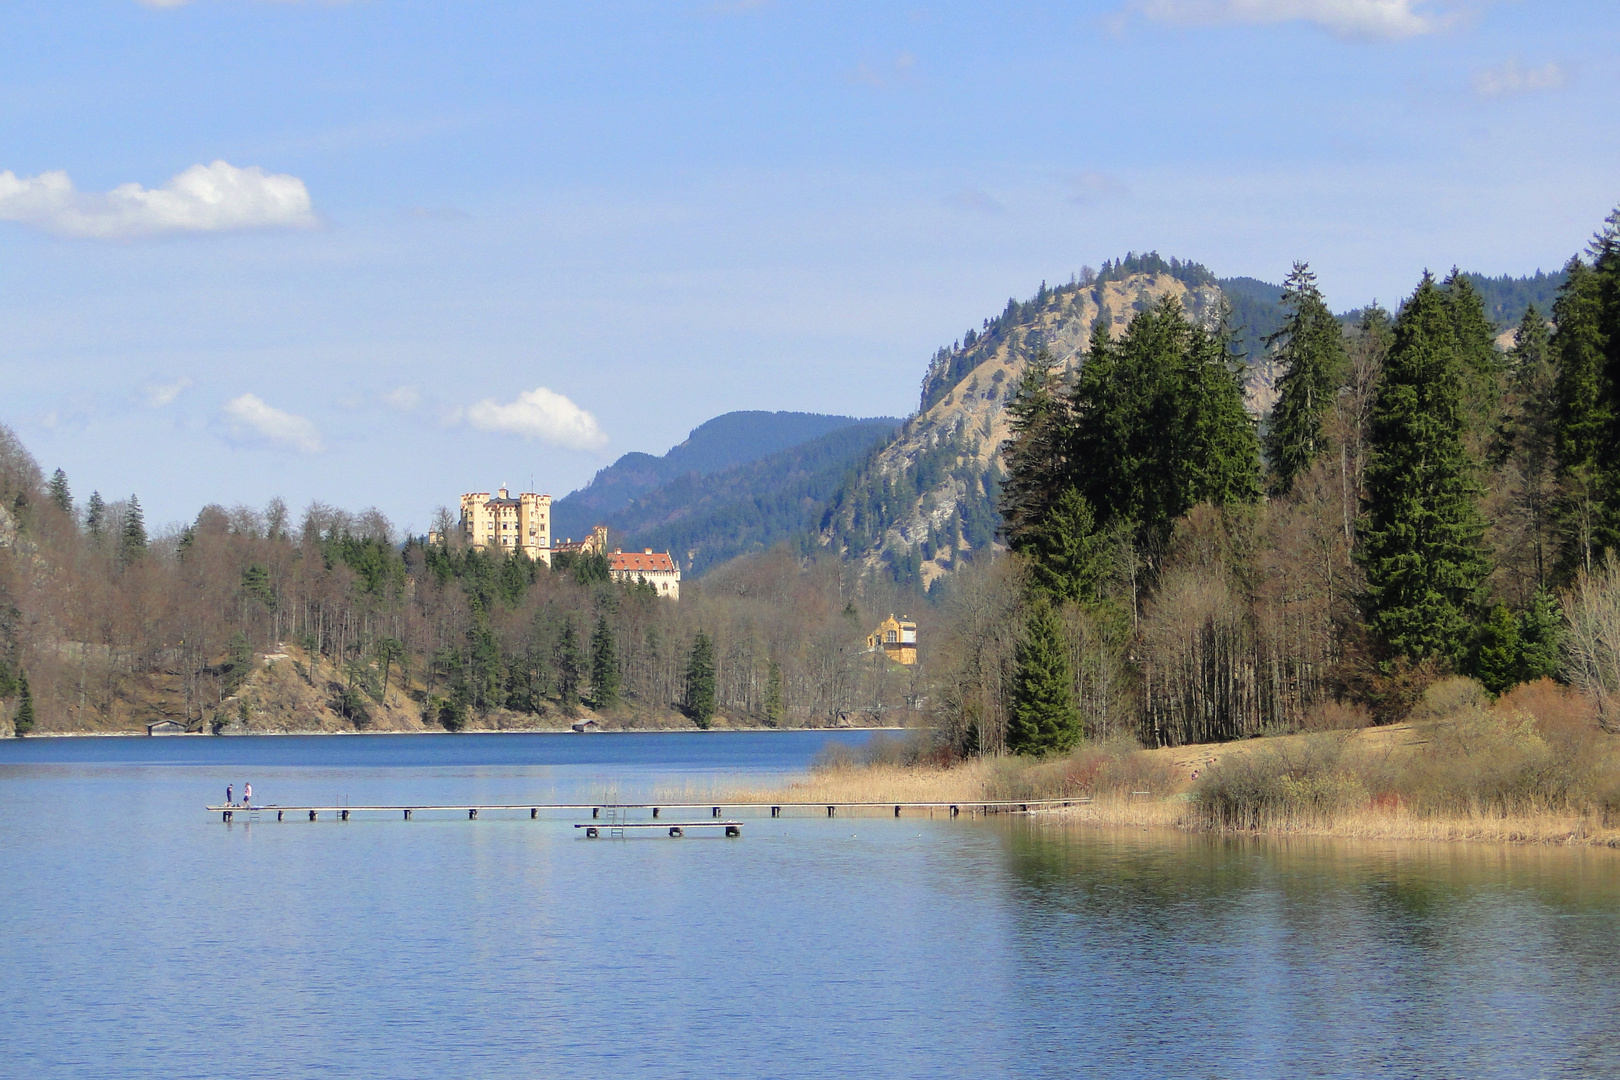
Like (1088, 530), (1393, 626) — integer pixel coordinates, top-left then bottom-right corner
(606, 805), (627, 840)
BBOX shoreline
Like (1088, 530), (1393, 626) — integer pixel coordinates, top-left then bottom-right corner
(8, 725), (909, 740)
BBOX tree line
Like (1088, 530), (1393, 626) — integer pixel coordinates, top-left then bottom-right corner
(966, 205), (1620, 753)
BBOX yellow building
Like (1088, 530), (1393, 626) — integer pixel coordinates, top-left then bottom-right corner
(607, 548), (681, 599)
(866, 614), (917, 665)
(550, 524), (610, 557)
(458, 488), (552, 563)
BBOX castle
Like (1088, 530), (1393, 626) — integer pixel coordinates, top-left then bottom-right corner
(446, 492), (680, 598)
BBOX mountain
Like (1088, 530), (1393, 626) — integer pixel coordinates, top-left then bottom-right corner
(551, 411), (883, 543)
(602, 418), (900, 577)
(816, 255), (1235, 590)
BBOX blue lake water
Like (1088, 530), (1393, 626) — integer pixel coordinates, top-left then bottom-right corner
(2, 730), (1618, 1080)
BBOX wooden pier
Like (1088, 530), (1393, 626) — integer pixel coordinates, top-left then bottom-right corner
(207, 797), (1086, 825)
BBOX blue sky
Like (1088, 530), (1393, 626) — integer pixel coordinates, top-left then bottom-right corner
(2, 0), (1616, 532)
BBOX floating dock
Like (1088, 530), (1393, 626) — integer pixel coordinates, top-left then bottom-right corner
(206, 798), (1087, 825)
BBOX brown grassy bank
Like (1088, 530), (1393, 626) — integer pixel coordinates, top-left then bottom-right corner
(724, 679), (1620, 846)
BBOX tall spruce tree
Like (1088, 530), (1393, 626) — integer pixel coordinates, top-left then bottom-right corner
(1005, 599), (1080, 755)
(85, 491), (106, 540)
(47, 469), (72, 515)
(1491, 304), (1559, 590)
(1065, 296), (1260, 558)
(1358, 274), (1491, 666)
(999, 347), (1069, 550)
(590, 614), (619, 708)
(1550, 257), (1609, 578)
(119, 496), (147, 566)
(1019, 487), (1109, 606)
(1441, 269), (1505, 422)
(1264, 262), (1348, 494)
(554, 619), (583, 707)
(684, 632), (716, 728)
(13, 670), (34, 736)
(764, 660), (784, 727)
(1589, 207), (1620, 559)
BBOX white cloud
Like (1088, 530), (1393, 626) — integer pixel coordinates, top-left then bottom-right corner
(455, 387), (608, 451)
(1472, 58), (1569, 98)
(1129, 0), (1444, 40)
(144, 377), (194, 408)
(0, 160), (317, 240)
(222, 394), (324, 453)
(384, 386), (421, 411)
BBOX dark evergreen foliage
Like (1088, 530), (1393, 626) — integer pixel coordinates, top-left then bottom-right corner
(1006, 600), (1079, 755)
(684, 632), (716, 728)
(119, 496), (147, 567)
(13, 670), (33, 736)
(1359, 275), (1491, 666)
(1264, 262), (1348, 494)
(47, 469), (71, 515)
(590, 614), (620, 708)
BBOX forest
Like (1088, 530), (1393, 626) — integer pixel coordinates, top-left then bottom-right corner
(952, 204), (1620, 755)
(2, 210), (1618, 749)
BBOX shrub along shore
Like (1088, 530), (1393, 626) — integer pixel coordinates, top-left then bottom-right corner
(731, 678), (1620, 847)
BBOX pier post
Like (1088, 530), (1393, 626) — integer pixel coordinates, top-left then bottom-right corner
(341, 810), (349, 821)
(277, 811), (284, 822)
(403, 809), (411, 820)
(586, 826), (599, 838)
(712, 806), (721, 817)
(668, 826), (683, 838)
(309, 810), (317, 821)
(894, 805), (901, 817)
(1020, 804), (1028, 813)
(222, 810), (231, 823)
(725, 825), (741, 837)
(827, 805), (836, 818)
(468, 808), (478, 820)
(592, 807), (600, 819)
(949, 805), (959, 818)
(531, 808), (538, 819)
(771, 806), (780, 817)
(652, 807), (660, 818)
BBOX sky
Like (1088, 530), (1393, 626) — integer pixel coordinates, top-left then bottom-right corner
(1, 0), (1617, 534)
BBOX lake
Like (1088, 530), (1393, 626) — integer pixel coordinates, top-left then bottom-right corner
(2, 731), (1617, 1080)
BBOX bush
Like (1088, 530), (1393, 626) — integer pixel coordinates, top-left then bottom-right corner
(1193, 734), (1365, 830)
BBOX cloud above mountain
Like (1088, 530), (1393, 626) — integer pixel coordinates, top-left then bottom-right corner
(1128, 0), (1445, 41)
(454, 387), (609, 451)
(223, 394), (324, 453)
(0, 161), (317, 240)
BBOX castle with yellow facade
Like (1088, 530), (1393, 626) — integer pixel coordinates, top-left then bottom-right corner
(458, 487), (552, 563)
(866, 614), (917, 665)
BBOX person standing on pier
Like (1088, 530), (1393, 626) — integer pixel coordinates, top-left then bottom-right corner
(243, 782), (252, 808)
(226, 783), (233, 806)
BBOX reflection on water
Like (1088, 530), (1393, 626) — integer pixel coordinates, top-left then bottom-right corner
(1, 735), (1617, 1079)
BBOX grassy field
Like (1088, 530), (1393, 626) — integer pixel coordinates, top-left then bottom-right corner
(726, 679), (1620, 846)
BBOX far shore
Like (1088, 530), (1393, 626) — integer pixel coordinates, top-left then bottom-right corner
(7, 725), (909, 740)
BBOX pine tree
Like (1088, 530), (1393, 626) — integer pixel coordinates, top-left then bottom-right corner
(684, 632), (716, 729)
(1589, 206), (1620, 558)
(13, 670), (33, 736)
(1441, 268), (1505, 422)
(119, 496), (147, 566)
(1264, 263), (1348, 493)
(85, 491), (106, 540)
(999, 347), (1069, 549)
(1550, 258), (1609, 578)
(47, 469), (72, 515)
(1020, 486), (1109, 606)
(764, 659), (784, 727)
(1006, 599), (1079, 755)
(554, 619), (582, 707)
(1358, 274), (1491, 666)
(590, 614), (619, 708)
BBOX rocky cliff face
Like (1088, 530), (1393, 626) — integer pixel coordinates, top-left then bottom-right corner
(819, 269), (1268, 588)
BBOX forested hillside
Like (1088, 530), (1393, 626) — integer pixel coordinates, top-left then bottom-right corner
(551, 411), (883, 542)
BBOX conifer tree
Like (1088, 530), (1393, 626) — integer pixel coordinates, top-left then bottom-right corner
(1589, 207), (1620, 558)
(85, 491), (105, 540)
(1006, 599), (1079, 755)
(685, 632), (716, 728)
(1550, 258), (1609, 578)
(590, 614), (619, 708)
(764, 659), (784, 727)
(554, 619), (582, 707)
(1020, 487), (1109, 606)
(1490, 304), (1559, 589)
(119, 496), (147, 566)
(13, 670), (33, 736)
(999, 347), (1069, 550)
(1264, 262), (1348, 494)
(1359, 274), (1491, 666)
(47, 469), (72, 515)
(1441, 269), (1505, 415)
